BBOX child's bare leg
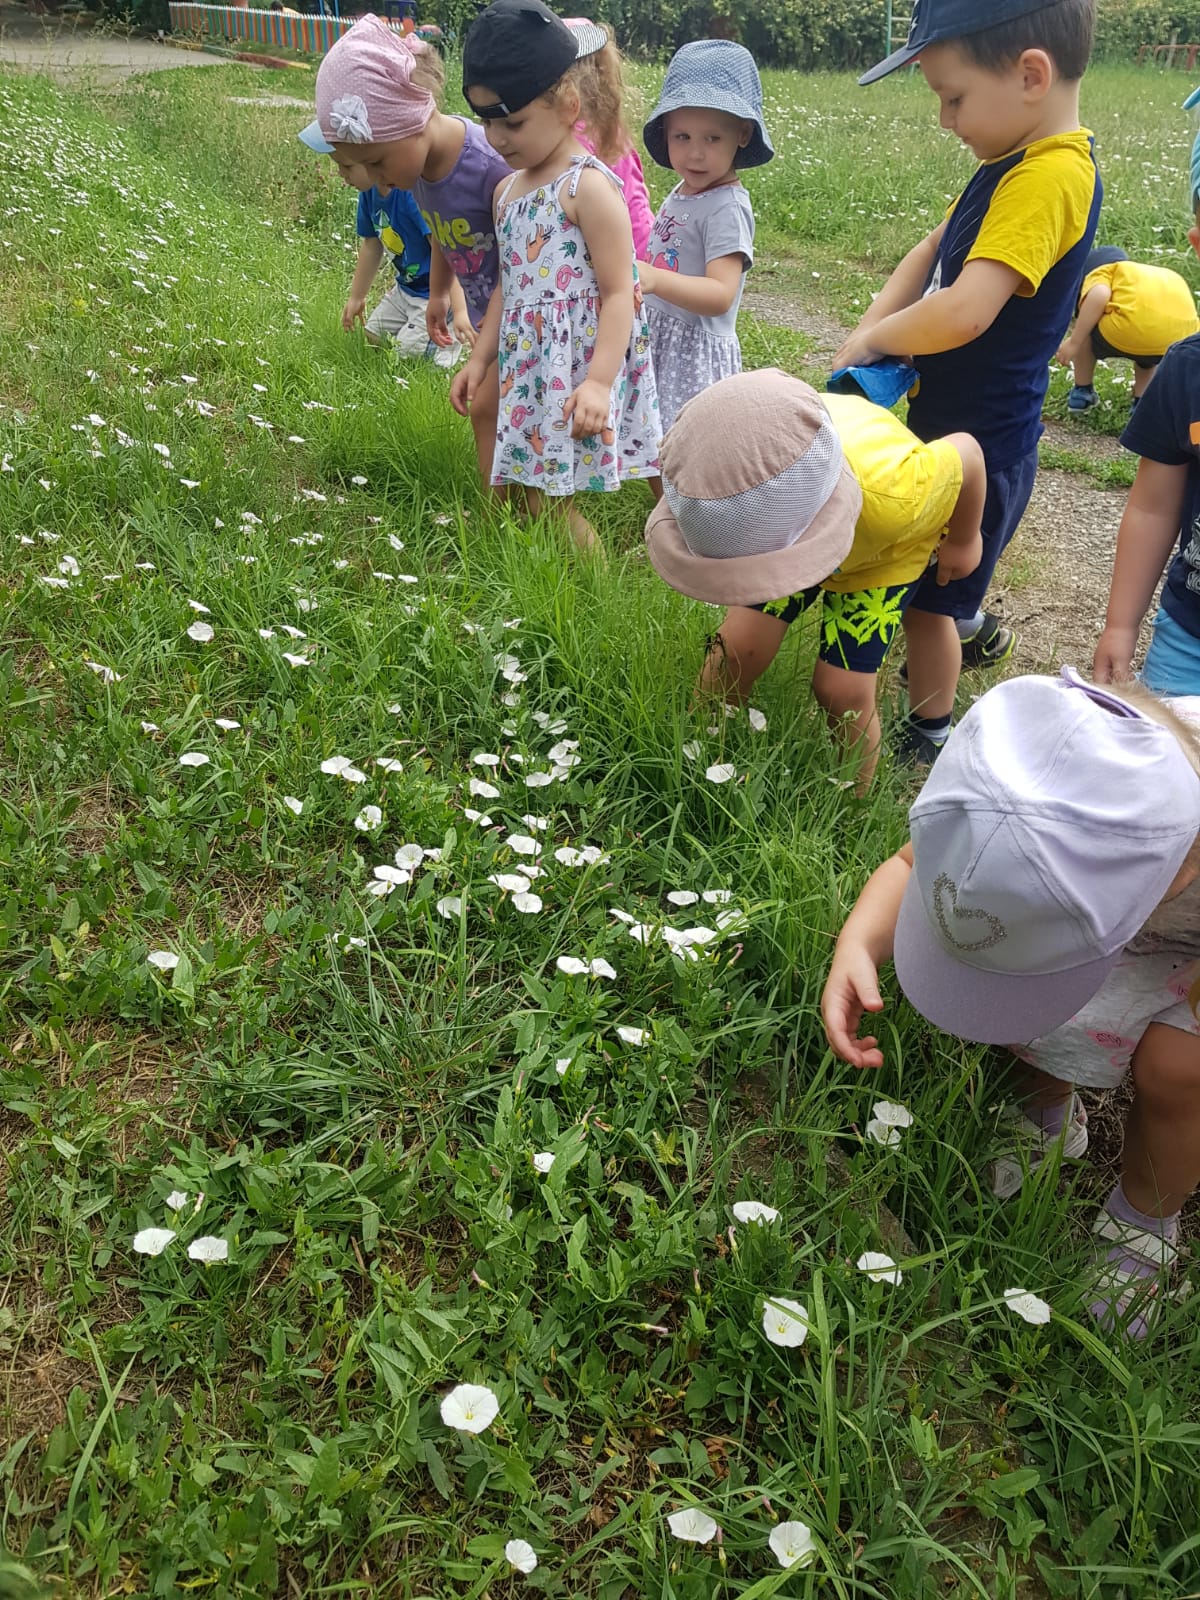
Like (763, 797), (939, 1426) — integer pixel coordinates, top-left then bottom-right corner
(697, 607), (787, 703)
(523, 486), (602, 556)
(648, 475), (664, 504)
(810, 660), (883, 791)
(1072, 343), (1097, 388)
(1123, 1023), (1200, 1217)
(470, 362), (500, 487)
(1003, 1059), (1076, 1110)
(901, 606), (961, 723)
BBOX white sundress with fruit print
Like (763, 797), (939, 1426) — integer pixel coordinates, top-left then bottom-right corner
(490, 155), (660, 495)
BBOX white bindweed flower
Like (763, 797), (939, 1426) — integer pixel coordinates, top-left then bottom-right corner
(188, 1236), (229, 1263)
(214, 718), (240, 731)
(512, 892), (543, 914)
(681, 741), (702, 761)
(506, 833), (540, 857)
(732, 1201), (779, 1226)
(354, 806), (383, 832)
(178, 752), (209, 768)
(388, 533), (405, 551)
(532, 1151), (555, 1173)
(1003, 1287), (1051, 1325)
(748, 707), (767, 732)
(340, 767), (368, 785)
(373, 864), (411, 886)
(762, 1297), (809, 1348)
(616, 1025), (647, 1046)
(470, 777), (500, 799)
(866, 1119), (901, 1147)
(463, 808), (492, 825)
(555, 1057), (572, 1075)
(769, 1521), (815, 1569)
(473, 752), (500, 768)
(505, 1538), (538, 1575)
(556, 956), (589, 976)
(283, 796), (304, 815)
(489, 873), (531, 894)
(521, 814), (549, 831)
(440, 1382), (499, 1434)
(187, 599), (211, 614)
(165, 1191), (188, 1211)
(872, 1100), (913, 1129)
(436, 896), (464, 919)
(667, 889), (699, 907)
(525, 771), (554, 788)
(394, 844), (425, 869)
(133, 1227), (176, 1256)
(85, 660), (122, 682)
(282, 653), (310, 668)
(857, 1251), (903, 1285)
(667, 1508), (719, 1545)
(351, 474), (368, 486)
(375, 757), (403, 773)
(258, 628), (276, 640)
(186, 621), (214, 642)
(147, 950), (180, 971)
(281, 626), (307, 640)
(321, 756), (351, 775)
(589, 958), (616, 979)
(705, 763), (736, 784)
(141, 721), (159, 735)
(58, 554), (81, 576)
(702, 889), (733, 905)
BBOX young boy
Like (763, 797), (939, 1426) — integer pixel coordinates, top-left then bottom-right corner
(1056, 245), (1200, 413)
(836, 0), (1101, 764)
(644, 368), (985, 789)
(344, 183), (469, 365)
(1092, 99), (1200, 697)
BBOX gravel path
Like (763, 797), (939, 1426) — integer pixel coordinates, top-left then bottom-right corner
(743, 287), (1137, 674)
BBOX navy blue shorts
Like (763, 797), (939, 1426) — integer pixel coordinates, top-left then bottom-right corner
(906, 447), (1038, 621)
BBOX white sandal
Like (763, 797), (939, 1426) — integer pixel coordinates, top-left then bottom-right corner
(990, 1095), (1089, 1200)
(1090, 1212), (1179, 1334)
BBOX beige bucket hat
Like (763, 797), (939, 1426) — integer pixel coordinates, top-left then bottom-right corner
(645, 369), (863, 608)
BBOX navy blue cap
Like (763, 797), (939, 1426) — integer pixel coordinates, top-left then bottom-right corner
(860, 0), (1069, 84)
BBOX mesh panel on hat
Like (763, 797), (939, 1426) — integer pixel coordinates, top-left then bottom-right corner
(664, 415), (844, 560)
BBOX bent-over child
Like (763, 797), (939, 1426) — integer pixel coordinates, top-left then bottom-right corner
(344, 183), (469, 364)
(643, 369), (985, 788)
(822, 670), (1200, 1339)
(1056, 245), (1199, 412)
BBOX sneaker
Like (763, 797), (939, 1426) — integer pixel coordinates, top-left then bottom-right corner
(959, 613), (1016, 671)
(990, 1094), (1089, 1200)
(894, 719), (946, 768)
(1067, 384), (1099, 413)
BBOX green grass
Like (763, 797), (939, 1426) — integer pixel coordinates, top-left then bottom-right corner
(1, 58), (1199, 1600)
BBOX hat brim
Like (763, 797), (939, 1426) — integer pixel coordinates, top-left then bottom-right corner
(643, 102), (773, 170)
(892, 874), (1120, 1047)
(644, 459), (861, 607)
(563, 18), (608, 57)
(298, 119), (335, 155)
(858, 42), (921, 85)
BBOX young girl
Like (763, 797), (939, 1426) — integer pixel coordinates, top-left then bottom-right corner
(822, 670), (1200, 1338)
(298, 13), (510, 482)
(638, 40), (774, 435)
(563, 17), (654, 260)
(452, 0), (660, 553)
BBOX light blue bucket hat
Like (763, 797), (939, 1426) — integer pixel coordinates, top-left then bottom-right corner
(643, 40), (773, 171)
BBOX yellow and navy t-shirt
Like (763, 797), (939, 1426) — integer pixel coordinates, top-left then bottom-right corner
(820, 392), (963, 594)
(907, 128), (1102, 470)
(1081, 259), (1200, 359)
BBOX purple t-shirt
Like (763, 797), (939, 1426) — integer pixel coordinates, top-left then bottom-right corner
(413, 118), (509, 328)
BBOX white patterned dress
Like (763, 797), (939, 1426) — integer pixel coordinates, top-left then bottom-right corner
(491, 156), (660, 494)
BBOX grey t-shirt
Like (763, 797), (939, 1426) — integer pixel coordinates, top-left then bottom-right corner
(644, 181), (755, 342)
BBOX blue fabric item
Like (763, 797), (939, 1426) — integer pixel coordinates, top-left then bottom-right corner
(298, 119), (334, 156)
(906, 137), (1102, 471)
(1143, 606), (1200, 695)
(907, 447), (1038, 620)
(861, 0), (1067, 83)
(1185, 87), (1200, 205)
(1084, 244), (1128, 276)
(1121, 333), (1200, 642)
(828, 360), (918, 410)
(356, 187), (432, 299)
(643, 40), (773, 170)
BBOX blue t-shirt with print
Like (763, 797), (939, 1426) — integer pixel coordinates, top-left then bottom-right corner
(1122, 332), (1200, 639)
(356, 186), (431, 301)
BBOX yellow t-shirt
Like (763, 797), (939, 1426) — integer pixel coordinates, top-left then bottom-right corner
(1081, 260), (1200, 359)
(820, 392), (963, 594)
(963, 128), (1100, 296)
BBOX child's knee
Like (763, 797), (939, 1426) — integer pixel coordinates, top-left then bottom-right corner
(813, 665), (877, 723)
(1132, 1024), (1200, 1107)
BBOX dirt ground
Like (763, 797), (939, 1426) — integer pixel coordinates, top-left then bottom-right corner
(743, 287), (1137, 674)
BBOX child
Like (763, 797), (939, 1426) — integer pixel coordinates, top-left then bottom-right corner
(343, 181), (469, 365)
(637, 40), (773, 434)
(1093, 107), (1200, 698)
(836, 0), (1101, 765)
(298, 14), (511, 481)
(451, 0), (659, 554)
(644, 369), (985, 788)
(1056, 245), (1200, 412)
(563, 17), (654, 260)
(821, 670), (1200, 1337)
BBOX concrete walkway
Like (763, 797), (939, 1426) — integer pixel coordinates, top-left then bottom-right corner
(0, 0), (231, 83)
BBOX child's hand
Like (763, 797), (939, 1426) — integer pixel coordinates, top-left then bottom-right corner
(342, 295), (367, 332)
(821, 944), (887, 1070)
(454, 319), (478, 352)
(450, 359), (485, 418)
(426, 294), (454, 348)
(1093, 625), (1137, 685)
(1054, 341), (1075, 367)
(562, 378), (610, 440)
(832, 328), (887, 371)
(936, 529), (983, 586)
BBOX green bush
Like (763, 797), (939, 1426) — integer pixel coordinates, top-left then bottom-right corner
(595, 0), (891, 69)
(1094, 0), (1200, 60)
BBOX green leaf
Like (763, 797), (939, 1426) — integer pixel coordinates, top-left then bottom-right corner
(990, 1467), (1041, 1499)
(305, 1438), (340, 1505)
(171, 952), (194, 998)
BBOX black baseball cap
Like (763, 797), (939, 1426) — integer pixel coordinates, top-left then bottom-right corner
(463, 0), (584, 118)
(860, 0), (1069, 84)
